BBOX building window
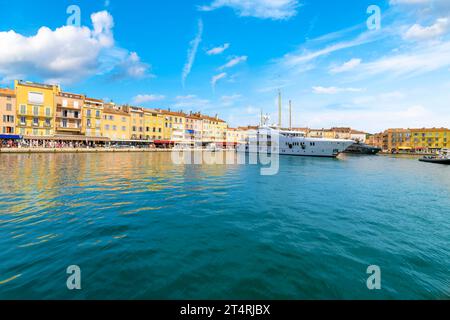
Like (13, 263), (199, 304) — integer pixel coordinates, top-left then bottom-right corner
(105, 125), (110, 130)
(87, 110), (92, 117)
(122, 126), (126, 131)
(74, 101), (79, 108)
(63, 99), (68, 107)
(87, 119), (91, 128)
(6, 103), (12, 111)
(62, 119), (67, 128)
(113, 125), (117, 131)
(33, 118), (39, 126)
(33, 106), (39, 116)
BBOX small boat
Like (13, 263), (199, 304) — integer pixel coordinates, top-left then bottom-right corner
(344, 142), (381, 155)
(419, 149), (450, 165)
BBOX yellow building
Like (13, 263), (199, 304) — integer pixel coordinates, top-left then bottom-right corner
(410, 128), (450, 152)
(161, 110), (186, 143)
(82, 97), (104, 138)
(103, 103), (131, 141)
(201, 115), (227, 144)
(15, 80), (60, 137)
(0, 88), (16, 135)
(143, 109), (164, 141)
(123, 106), (145, 140)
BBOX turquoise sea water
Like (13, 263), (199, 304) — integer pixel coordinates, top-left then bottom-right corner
(0, 152), (449, 300)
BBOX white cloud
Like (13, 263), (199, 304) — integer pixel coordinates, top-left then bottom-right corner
(404, 18), (450, 41)
(182, 19), (203, 88)
(280, 31), (383, 69)
(174, 95), (210, 108)
(206, 43), (230, 55)
(330, 58), (361, 73)
(312, 86), (364, 94)
(132, 94), (165, 104)
(219, 56), (247, 70)
(211, 72), (227, 91)
(221, 94), (241, 106)
(0, 11), (150, 84)
(359, 40), (450, 77)
(110, 51), (151, 80)
(199, 0), (299, 20)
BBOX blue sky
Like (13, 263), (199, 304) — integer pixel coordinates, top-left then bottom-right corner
(1, 0), (450, 132)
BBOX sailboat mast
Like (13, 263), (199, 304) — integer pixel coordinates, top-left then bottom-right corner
(289, 100), (292, 130)
(278, 90), (282, 128)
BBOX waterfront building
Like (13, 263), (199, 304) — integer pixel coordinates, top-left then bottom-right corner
(367, 128), (450, 153)
(0, 88), (16, 135)
(55, 92), (84, 136)
(15, 80), (60, 137)
(410, 128), (450, 153)
(308, 129), (326, 138)
(82, 97), (104, 138)
(226, 128), (241, 146)
(185, 112), (203, 145)
(162, 110), (186, 143)
(366, 133), (384, 149)
(125, 106), (146, 141)
(103, 103), (131, 141)
(350, 130), (367, 143)
(201, 115), (227, 144)
(384, 128), (412, 152)
(143, 109), (164, 141)
(331, 127), (353, 140)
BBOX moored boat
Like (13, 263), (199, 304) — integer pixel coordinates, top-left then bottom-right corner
(344, 142), (381, 155)
(419, 149), (450, 165)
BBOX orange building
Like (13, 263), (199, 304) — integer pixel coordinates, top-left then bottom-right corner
(0, 88), (16, 135)
(55, 92), (84, 136)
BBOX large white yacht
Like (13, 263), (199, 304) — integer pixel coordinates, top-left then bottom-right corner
(237, 93), (355, 158)
(238, 126), (354, 158)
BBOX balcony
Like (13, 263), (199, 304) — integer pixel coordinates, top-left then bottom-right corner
(57, 103), (81, 110)
(56, 112), (81, 120)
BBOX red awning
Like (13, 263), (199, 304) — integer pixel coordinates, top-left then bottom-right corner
(154, 140), (174, 144)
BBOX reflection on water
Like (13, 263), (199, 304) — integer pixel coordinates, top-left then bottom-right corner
(0, 153), (449, 299)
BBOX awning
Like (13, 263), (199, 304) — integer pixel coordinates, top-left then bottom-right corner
(23, 135), (111, 142)
(154, 140), (174, 144)
(0, 134), (23, 140)
(398, 146), (412, 150)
